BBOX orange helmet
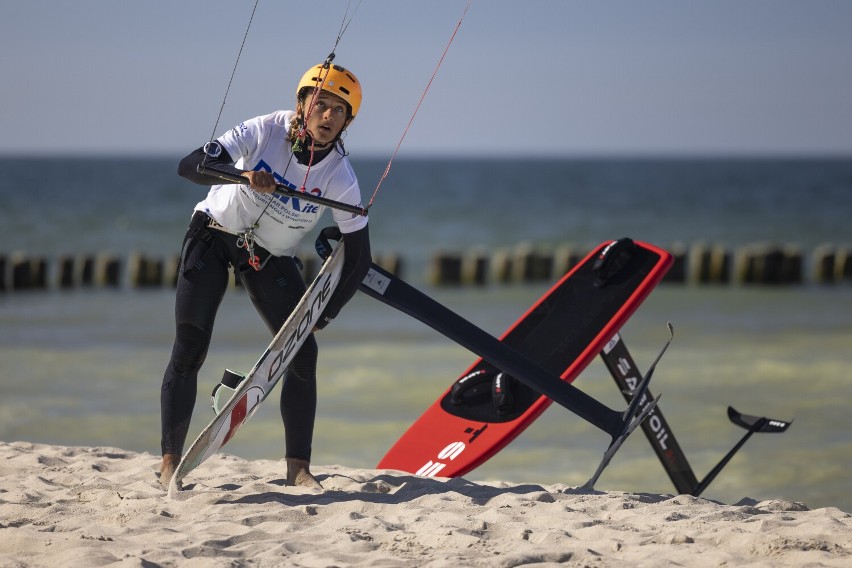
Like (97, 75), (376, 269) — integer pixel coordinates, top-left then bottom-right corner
(296, 63), (362, 118)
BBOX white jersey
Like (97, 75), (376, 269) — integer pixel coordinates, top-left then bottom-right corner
(194, 110), (368, 257)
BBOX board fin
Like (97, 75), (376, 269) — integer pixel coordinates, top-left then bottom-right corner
(582, 394), (661, 491)
(689, 407), (793, 497)
(601, 334), (793, 496)
(582, 322), (673, 490)
(727, 406), (792, 433)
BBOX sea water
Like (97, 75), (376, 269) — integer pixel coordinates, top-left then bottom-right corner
(1, 156), (850, 511)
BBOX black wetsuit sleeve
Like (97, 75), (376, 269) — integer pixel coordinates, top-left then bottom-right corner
(177, 144), (243, 186)
(315, 224), (372, 330)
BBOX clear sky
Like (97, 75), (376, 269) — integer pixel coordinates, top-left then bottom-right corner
(2, 0), (851, 157)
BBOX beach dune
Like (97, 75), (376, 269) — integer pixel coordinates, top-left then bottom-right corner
(0, 440), (848, 567)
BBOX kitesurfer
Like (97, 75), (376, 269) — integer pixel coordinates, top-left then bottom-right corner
(159, 63), (371, 489)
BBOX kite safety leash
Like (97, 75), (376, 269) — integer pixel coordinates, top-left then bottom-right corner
(236, 228), (264, 271)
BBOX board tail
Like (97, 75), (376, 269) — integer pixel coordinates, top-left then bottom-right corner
(601, 334), (793, 496)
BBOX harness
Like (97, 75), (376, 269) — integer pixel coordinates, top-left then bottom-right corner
(202, 213), (273, 272)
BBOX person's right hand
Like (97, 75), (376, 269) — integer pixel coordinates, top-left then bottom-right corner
(241, 170), (277, 193)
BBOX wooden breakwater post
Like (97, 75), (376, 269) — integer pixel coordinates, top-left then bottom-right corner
(428, 251), (464, 286)
(662, 243), (687, 284)
(374, 253), (404, 280)
(812, 243), (852, 284)
(6, 253), (49, 291)
(687, 242), (731, 284)
(732, 243), (804, 285)
(127, 252), (165, 288)
(55, 254), (123, 289)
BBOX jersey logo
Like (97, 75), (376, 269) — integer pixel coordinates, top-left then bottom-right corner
(254, 160), (321, 214)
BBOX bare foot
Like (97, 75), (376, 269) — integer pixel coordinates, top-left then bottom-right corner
(286, 458), (323, 489)
(159, 453), (180, 489)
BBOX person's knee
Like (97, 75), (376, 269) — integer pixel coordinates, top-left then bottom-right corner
(169, 323), (212, 377)
(289, 338), (318, 383)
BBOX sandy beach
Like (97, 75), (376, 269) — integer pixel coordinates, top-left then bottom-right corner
(0, 441), (849, 567)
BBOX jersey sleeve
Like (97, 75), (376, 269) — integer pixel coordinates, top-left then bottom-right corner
(331, 183), (369, 233)
(216, 115), (265, 166)
(329, 161), (369, 233)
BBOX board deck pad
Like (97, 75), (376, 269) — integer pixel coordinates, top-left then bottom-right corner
(377, 239), (672, 479)
(168, 243), (345, 493)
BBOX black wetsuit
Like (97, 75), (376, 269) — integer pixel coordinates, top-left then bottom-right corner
(160, 145), (371, 461)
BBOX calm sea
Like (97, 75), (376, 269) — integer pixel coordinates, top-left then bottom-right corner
(1, 156), (851, 511)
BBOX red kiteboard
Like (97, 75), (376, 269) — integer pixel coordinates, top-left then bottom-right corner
(376, 239), (673, 478)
